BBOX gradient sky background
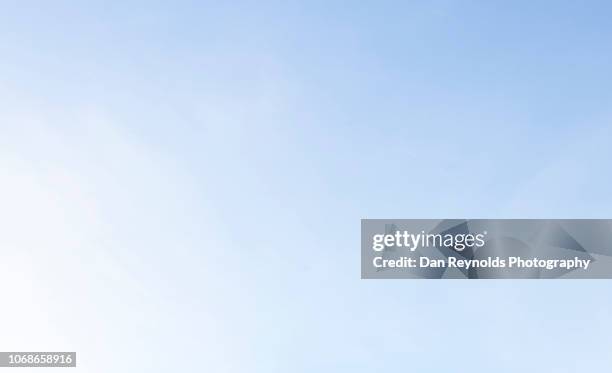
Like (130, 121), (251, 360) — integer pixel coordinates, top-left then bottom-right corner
(1, 1), (612, 372)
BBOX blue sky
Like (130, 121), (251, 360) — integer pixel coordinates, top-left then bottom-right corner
(1, 1), (612, 372)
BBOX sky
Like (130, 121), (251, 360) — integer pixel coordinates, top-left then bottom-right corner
(1, 1), (612, 372)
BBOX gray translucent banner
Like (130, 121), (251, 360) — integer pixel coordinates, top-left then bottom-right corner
(0, 352), (76, 367)
(361, 219), (612, 279)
